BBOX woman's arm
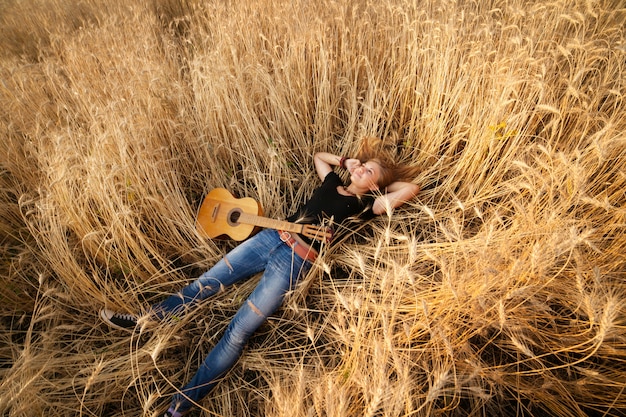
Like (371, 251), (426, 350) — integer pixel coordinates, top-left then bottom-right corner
(313, 152), (360, 181)
(372, 181), (420, 215)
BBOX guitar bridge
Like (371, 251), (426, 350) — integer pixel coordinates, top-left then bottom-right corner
(211, 203), (220, 222)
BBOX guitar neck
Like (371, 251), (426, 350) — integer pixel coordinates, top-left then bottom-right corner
(238, 213), (303, 234)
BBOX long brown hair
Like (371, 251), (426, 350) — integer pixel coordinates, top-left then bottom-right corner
(354, 136), (420, 190)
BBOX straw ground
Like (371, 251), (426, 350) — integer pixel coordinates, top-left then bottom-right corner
(1, 0), (625, 416)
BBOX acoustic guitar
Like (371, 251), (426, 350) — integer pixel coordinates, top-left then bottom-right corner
(196, 188), (332, 242)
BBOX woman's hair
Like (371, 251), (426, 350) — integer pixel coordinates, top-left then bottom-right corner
(354, 136), (420, 190)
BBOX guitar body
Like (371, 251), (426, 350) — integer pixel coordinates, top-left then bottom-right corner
(196, 188), (263, 241)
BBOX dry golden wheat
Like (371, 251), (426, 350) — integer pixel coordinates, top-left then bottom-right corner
(1, 0), (625, 416)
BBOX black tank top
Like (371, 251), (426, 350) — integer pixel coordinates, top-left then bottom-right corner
(286, 172), (376, 250)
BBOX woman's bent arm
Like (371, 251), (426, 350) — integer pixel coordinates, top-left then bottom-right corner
(373, 181), (420, 215)
(314, 152), (361, 180)
(313, 152), (338, 180)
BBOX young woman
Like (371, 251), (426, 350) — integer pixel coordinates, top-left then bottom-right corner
(100, 138), (420, 417)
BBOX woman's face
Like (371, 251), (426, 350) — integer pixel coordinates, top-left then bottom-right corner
(350, 160), (382, 191)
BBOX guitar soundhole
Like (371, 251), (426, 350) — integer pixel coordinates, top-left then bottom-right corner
(227, 209), (242, 227)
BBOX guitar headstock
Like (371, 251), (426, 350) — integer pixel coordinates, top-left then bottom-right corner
(301, 224), (334, 243)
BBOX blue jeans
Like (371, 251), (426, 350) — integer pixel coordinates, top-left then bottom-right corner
(151, 229), (312, 413)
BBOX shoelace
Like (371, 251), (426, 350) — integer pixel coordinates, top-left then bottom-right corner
(114, 312), (137, 322)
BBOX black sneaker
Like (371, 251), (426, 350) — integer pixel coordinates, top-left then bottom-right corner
(100, 308), (139, 331)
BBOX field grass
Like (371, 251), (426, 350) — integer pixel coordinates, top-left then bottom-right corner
(1, 0), (625, 416)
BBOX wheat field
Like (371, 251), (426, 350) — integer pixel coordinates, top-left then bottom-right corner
(1, 0), (625, 416)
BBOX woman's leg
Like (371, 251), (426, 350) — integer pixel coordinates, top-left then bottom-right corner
(168, 237), (311, 413)
(151, 230), (276, 318)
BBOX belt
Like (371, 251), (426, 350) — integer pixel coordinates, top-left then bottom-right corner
(278, 230), (318, 262)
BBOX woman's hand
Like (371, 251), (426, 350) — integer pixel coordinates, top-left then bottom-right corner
(343, 158), (361, 173)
